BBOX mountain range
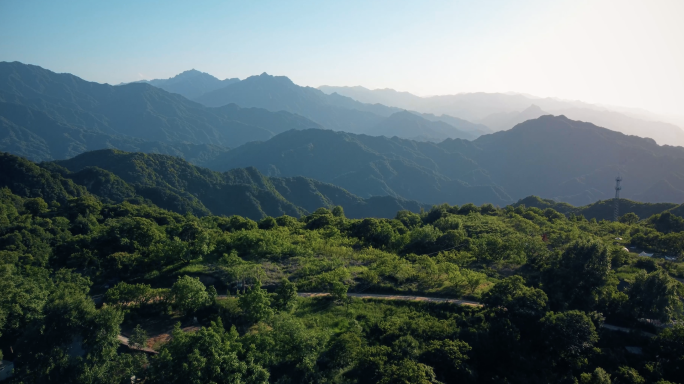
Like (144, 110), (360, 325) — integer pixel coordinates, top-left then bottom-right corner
(0, 62), (321, 162)
(205, 116), (684, 206)
(318, 85), (684, 147)
(192, 72), (480, 141)
(2, 61), (684, 208)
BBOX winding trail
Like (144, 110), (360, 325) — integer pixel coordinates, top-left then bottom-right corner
(297, 292), (483, 307)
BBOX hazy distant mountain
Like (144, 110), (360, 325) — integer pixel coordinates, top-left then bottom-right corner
(0, 62), (321, 161)
(47, 149), (426, 219)
(319, 85), (684, 147)
(368, 111), (476, 141)
(477, 104), (546, 132)
(207, 115), (684, 206)
(194, 72), (489, 142)
(194, 72), (398, 132)
(415, 112), (492, 136)
(318, 85), (425, 110)
(142, 69), (240, 99)
(546, 107), (684, 147)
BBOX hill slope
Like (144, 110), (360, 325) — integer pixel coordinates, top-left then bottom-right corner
(49, 150), (426, 219)
(207, 116), (684, 206)
(207, 129), (512, 206)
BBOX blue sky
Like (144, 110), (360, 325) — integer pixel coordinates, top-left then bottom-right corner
(1, 0), (683, 115)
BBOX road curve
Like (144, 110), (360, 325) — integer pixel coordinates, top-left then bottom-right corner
(298, 292), (483, 307)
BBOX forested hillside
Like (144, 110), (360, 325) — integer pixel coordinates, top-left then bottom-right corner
(210, 116), (684, 206)
(0, 150), (427, 220)
(0, 174), (682, 383)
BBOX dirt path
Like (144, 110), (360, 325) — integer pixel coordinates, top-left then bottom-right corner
(298, 292), (483, 307)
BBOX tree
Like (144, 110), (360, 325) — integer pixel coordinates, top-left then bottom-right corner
(462, 269), (487, 295)
(175, 221), (213, 263)
(207, 285), (218, 305)
(129, 324), (148, 350)
(646, 324), (684, 383)
(379, 359), (440, 384)
(420, 339), (471, 382)
(619, 213), (640, 225)
(67, 195), (102, 217)
(545, 239), (611, 310)
(105, 282), (154, 308)
(580, 367), (612, 384)
(147, 321), (269, 384)
(330, 281), (348, 304)
(258, 216), (277, 230)
(170, 275), (209, 315)
(332, 206), (345, 218)
(482, 276), (548, 320)
(239, 280), (273, 323)
(24, 197), (48, 215)
(273, 278), (297, 312)
(540, 310), (599, 363)
(628, 270), (683, 322)
(613, 366), (645, 384)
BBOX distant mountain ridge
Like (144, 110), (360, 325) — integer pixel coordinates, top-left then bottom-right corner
(318, 85), (684, 147)
(190, 72), (482, 141)
(0, 61), (321, 162)
(141, 69), (240, 99)
(206, 116), (684, 206)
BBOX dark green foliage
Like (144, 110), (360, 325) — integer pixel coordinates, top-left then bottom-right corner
(482, 276), (548, 320)
(646, 325), (684, 383)
(273, 278), (297, 312)
(0, 152), (87, 204)
(0, 169), (682, 384)
(540, 310), (599, 363)
(147, 321), (269, 384)
(648, 212), (684, 234)
(544, 239), (612, 310)
(628, 270), (683, 322)
(171, 275), (209, 315)
(620, 212), (640, 225)
(48, 149), (425, 220)
(239, 280), (273, 323)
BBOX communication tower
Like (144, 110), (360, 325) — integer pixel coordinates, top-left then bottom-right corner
(614, 175), (622, 221)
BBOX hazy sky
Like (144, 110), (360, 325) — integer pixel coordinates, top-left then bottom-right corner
(1, 0), (682, 115)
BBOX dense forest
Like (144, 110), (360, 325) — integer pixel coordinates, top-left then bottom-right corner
(1, 152), (683, 383)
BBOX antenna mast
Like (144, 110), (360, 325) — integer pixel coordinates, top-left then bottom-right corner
(614, 175), (622, 221)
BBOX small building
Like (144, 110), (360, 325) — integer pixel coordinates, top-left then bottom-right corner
(664, 256), (677, 261)
(0, 360), (14, 381)
(639, 252), (653, 257)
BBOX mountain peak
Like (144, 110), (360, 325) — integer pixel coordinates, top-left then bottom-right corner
(523, 104), (544, 113)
